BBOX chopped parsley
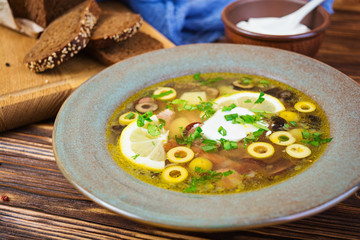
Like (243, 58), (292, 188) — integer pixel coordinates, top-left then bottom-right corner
(260, 80), (269, 85)
(137, 111), (153, 127)
(175, 127), (203, 147)
(147, 123), (161, 137)
(224, 113), (239, 121)
(222, 103), (237, 112)
(125, 112), (136, 119)
(166, 98), (216, 119)
(132, 154), (140, 160)
(151, 90), (173, 99)
(244, 99), (252, 103)
(158, 118), (166, 129)
(219, 138), (238, 151)
(241, 77), (252, 85)
(301, 130), (333, 146)
(289, 121), (297, 126)
(243, 129), (265, 147)
(225, 113), (270, 131)
(254, 91), (265, 104)
(194, 72), (201, 81)
(278, 135), (290, 142)
(201, 144), (218, 152)
(194, 73), (223, 85)
(201, 139), (218, 152)
(184, 167), (234, 193)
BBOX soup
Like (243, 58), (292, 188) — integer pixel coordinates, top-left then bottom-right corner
(107, 73), (332, 194)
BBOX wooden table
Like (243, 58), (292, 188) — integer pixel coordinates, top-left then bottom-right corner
(1, 9), (359, 239)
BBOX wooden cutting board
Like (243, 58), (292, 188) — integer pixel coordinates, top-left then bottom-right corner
(0, 20), (174, 132)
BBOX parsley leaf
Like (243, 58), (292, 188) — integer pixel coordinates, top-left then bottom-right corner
(301, 130), (333, 147)
(125, 112), (136, 119)
(175, 127), (203, 147)
(241, 77), (252, 85)
(136, 111), (153, 127)
(201, 145), (218, 152)
(254, 91), (265, 104)
(151, 90), (173, 99)
(222, 103), (237, 112)
(243, 129), (264, 147)
(289, 121), (297, 126)
(219, 138), (238, 151)
(183, 167), (234, 193)
(260, 80), (269, 85)
(147, 123), (160, 137)
(194, 72), (201, 81)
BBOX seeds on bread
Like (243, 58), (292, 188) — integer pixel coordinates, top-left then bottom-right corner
(89, 10), (143, 49)
(23, 0), (101, 72)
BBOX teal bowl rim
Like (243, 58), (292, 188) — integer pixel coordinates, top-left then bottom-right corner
(53, 44), (360, 232)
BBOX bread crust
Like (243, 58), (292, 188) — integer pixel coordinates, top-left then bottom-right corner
(89, 12), (143, 49)
(24, 0), (101, 72)
(89, 32), (163, 65)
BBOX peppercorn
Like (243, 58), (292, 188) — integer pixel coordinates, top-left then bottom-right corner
(5, 62), (10, 67)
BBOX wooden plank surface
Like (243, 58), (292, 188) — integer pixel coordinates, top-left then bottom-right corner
(0, 9), (359, 240)
(0, 6), (175, 132)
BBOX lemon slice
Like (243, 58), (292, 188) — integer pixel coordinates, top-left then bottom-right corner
(119, 118), (168, 170)
(214, 91), (285, 113)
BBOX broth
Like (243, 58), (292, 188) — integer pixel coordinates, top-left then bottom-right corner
(107, 73), (332, 194)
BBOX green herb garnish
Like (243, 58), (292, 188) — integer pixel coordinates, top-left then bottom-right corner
(136, 111), (153, 127)
(260, 80), (269, 85)
(224, 113), (239, 121)
(158, 118), (166, 129)
(222, 103), (237, 112)
(218, 126), (227, 136)
(184, 167), (234, 193)
(243, 129), (264, 147)
(132, 154), (140, 160)
(201, 145), (218, 152)
(167, 98), (215, 119)
(254, 91), (265, 104)
(279, 135), (290, 142)
(125, 112), (136, 119)
(147, 123), (161, 137)
(175, 127), (203, 147)
(219, 138), (238, 151)
(241, 77), (252, 85)
(194, 74), (223, 85)
(289, 121), (297, 126)
(151, 90), (173, 99)
(244, 99), (252, 103)
(301, 130), (333, 146)
(194, 72), (201, 81)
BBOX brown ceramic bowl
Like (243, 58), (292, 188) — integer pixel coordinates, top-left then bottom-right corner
(221, 0), (330, 57)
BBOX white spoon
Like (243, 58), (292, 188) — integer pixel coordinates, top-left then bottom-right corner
(236, 0), (325, 35)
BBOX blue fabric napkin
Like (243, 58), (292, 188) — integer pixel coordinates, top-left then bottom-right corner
(122, 0), (334, 45)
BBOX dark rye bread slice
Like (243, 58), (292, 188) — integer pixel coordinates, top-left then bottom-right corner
(23, 0), (101, 72)
(89, 10), (143, 49)
(89, 32), (163, 65)
(8, 0), (86, 28)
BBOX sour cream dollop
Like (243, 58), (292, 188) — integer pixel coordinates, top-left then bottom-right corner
(236, 18), (310, 36)
(201, 107), (268, 142)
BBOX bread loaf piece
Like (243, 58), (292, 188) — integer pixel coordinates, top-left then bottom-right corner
(23, 0), (101, 72)
(90, 10), (143, 49)
(89, 32), (163, 65)
(8, 0), (86, 28)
